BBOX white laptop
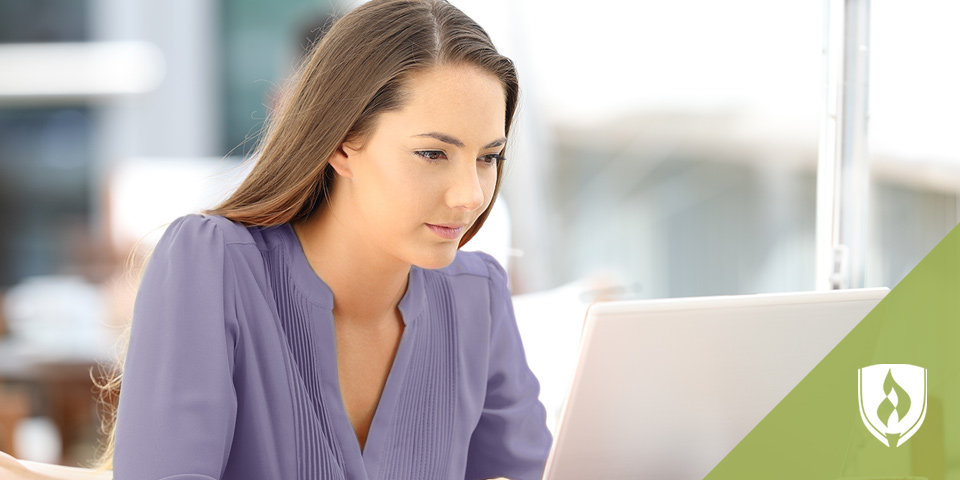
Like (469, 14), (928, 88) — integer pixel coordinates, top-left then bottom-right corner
(541, 288), (889, 480)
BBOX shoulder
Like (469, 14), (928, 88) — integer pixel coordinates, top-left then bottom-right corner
(168, 213), (259, 246)
(434, 250), (503, 278)
(156, 213), (279, 258)
(148, 214), (276, 276)
(432, 249), (510, 292)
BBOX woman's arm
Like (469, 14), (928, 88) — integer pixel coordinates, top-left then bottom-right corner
(112, 215), (239, 479)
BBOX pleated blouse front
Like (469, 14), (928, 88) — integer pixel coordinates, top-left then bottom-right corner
(113, 213), (552, 480)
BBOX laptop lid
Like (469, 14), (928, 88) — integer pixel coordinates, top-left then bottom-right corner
(542, 288), (888, 480)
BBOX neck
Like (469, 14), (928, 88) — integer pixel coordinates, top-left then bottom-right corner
(292, 205), (410, 329)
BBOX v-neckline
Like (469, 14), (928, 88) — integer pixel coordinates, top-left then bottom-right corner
(280, 222), (427, 479)
(321, 307), (418, 478)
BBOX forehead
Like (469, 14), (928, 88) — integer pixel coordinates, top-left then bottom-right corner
(374, 64), (507, 143)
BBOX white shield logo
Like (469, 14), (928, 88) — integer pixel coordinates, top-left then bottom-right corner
(858, 364), (927, 447)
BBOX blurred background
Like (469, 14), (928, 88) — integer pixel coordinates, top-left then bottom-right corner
(0, 0), (958, 470)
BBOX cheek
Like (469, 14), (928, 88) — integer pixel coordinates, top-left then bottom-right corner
(371, 162), (434, 219)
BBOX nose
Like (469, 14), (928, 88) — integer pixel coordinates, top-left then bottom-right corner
(445, 161), (485, 212)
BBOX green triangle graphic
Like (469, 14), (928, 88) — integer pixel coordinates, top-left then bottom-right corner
(704, 223), (960, 480)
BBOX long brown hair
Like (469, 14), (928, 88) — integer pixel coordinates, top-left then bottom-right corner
(90, 0), (518, 472)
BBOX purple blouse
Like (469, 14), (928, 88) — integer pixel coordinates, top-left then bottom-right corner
(113, 213), (552, 480)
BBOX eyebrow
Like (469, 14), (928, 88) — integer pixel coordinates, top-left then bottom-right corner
(414, 132), (506, 149)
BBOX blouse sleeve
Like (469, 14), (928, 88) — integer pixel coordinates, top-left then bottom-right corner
(113, 214), (240, 480)
(465, 254), (553, 480)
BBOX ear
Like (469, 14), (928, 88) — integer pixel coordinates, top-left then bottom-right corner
(326, 141), (360, 178)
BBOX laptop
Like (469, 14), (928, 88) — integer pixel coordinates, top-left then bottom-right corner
(541, 287), (889, 480)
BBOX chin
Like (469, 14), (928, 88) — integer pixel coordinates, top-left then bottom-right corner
(410, 247), (459, 270)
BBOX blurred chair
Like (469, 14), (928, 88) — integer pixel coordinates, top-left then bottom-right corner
(0, 386), (31, 457)
(1, 275), (113, 465)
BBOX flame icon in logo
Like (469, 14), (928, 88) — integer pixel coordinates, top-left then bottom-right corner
(877, 369), (910, 428)
(858, 364), (927, 447)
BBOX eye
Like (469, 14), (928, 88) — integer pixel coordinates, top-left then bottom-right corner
(479, 154), (505, 166)
(415, 150), (447, 162)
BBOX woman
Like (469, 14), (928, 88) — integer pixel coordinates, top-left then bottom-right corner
(90, 1), (551, 479)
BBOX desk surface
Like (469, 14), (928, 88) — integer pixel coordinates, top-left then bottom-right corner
(19, 458), (113, 480)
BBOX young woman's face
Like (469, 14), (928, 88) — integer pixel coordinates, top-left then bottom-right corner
(337, 63), (507, 270)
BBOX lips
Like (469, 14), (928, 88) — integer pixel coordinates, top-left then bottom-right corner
(426, 223), (466, 240)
